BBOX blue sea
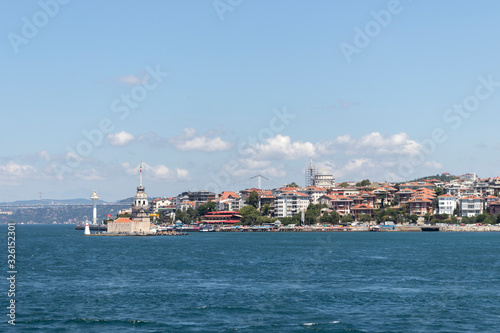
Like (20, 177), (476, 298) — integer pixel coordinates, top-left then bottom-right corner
(1, 225), (499, 332)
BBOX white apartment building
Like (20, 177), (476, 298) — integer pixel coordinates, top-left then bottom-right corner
(458, 195), (483, 217)
(438, 194), (457, 216)
(274, 192), (310, 218)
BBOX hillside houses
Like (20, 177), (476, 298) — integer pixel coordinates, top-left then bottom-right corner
(145, 173), (500, 223)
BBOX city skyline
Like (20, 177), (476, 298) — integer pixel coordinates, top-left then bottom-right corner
(2, 1), (500, 202)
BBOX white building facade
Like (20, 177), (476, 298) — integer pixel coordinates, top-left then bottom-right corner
(438, 194), (457, 216)
(459, 195), (483, 217)
(274, 192), (310, 218)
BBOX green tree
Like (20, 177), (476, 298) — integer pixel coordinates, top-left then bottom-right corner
(239, 205), (260, 225)
(356, 179), (371, 187)
(409, 215), (419, 223)
(247, 191), (260, 208)
(197, 201), (216, 217)
(320, 211), (340, 224)
(341, 214), (354, 224)
(434, 187), (444, 197)
(286, 182), (300, 188)
(358, 214), (372, 223)
(256, 216), (273, 225)
(339, 182), (349, 188)
(462, 216), (472, 224)
(304, 204), (326, 225)
(279, 214), (301, 225)
(376, 193), (387, 209)
(261, 203), (271, 216)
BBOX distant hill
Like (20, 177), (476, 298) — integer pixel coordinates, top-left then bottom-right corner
(116, 197), (134, 205)
(410, 174), (458, 183)
(0, 198), (111, 206)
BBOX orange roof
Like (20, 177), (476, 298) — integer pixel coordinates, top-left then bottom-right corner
(114, 217), (132, 223)
(438, 194), (456, 198)
(331, 195), (353, 201)
(460, 195), (482, 200)
(407, 198), (432, 203)
(219, 191), (240, 199)
(304, 186), (327, 191)
(352, 204), (374, 210)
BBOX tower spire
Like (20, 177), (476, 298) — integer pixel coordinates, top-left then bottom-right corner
(139, 162), (143, 187)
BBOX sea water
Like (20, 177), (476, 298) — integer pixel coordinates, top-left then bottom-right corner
(1, 225), (499, 332)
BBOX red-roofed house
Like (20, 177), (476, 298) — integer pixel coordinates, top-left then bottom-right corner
(351, 204), (374, 220)
(407, 198), (433, 216)
(484, 195), (499, 207)
(489, 201), (500, 215)
(217, 191), (244, 211)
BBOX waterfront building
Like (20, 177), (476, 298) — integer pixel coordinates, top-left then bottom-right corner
(489, 201), (500, 215)
(274, 192), (310, 218)
(407, 197), (433, 216)
(458, 195), (483, 217)
(217, 191), (245, 211)
(484, 195), (499, 207)
(318, 195), (353, 216)
(396, 188), (416, 204)
(351, 204), (374, 220)
(202, 211), (242, 225)
(259, 194), (275, 216)
(438, 194), (457, 215)
(176, 191), (216, 209)
(300, 186), (327, 204)
(150, 197), (174, 214)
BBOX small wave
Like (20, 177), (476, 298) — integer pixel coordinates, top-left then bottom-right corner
(303, 322), (318, 326)
(329, 320), (340, 324)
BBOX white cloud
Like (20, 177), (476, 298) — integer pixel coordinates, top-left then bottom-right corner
(317, 132), (423, 156)
(117, 73), (149, 86)
(169, 128), (232, 152)
(38, 150), (50, 161)
(233, 132), (441, 184)
(75, 169), (105, 181)
(243, 135), (316, 160)
(107, 131), (135, 146)
(122, 162), (189, 181)
(0, 161), (39, 185)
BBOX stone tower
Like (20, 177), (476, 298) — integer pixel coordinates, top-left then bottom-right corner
(131, 163), (150, 223)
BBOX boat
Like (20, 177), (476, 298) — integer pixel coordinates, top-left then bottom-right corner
(200, 226), (215, 232)
(421, 226), (440, 232)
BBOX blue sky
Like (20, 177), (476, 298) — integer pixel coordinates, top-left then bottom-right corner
(1, 0), (500, 202)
